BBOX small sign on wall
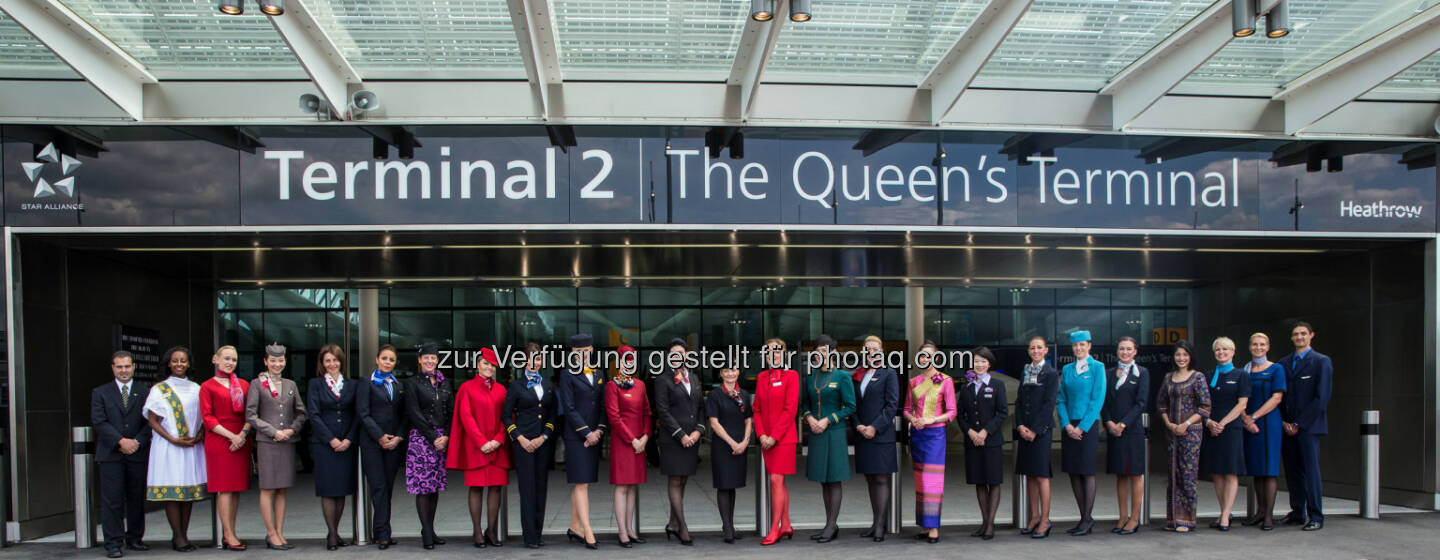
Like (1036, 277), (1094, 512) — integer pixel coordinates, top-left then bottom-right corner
(113, 324), (161, 381)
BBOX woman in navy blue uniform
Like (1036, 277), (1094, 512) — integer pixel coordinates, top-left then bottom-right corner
(705, 364), (752, 544)
(1102, 336), (1149, 535)
(357, 344), (407, 549)
(959, 346), (1007, 540)
(504, 347), (558, 549)
(1014, 336), (1058, 538)
(306, 344), (359, 550)
(558, 334), (606, 549)
(1241, 332), (1286, 530)
(851, 335), (899, 542)
(654, 339), (705, 545)
(1200, 336), (1249, 531)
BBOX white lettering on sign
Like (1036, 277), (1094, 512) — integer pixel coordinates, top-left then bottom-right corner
(1339, 200), (1424, 219)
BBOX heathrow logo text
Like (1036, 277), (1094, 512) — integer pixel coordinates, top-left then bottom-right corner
(1339, 200), (1423, 219)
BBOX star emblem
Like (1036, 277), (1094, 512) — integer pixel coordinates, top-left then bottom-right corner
(24, 143), (81, 198)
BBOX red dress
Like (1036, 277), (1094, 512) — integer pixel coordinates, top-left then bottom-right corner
(605, 378), (651, 485)
(753, 368), (799, 475)
(446, 377), (511, 487)
(200, 376), (253, 492)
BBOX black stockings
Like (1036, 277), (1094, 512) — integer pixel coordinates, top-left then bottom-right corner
(667, 476), (690, 540)
(1071, 474), (1096, 529)
(321, 497), (345, 544)
(468, 487), (501, 543)
(717, 488), (737, 539)
(865, 474), (891, 536)
(975, 484), (1002, 533)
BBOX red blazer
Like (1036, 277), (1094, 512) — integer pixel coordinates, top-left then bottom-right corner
(605, 378), (652, 444)
(446, 377), (511, 472)
(753, 368), (799, 445)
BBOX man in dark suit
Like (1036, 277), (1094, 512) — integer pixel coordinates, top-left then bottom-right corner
(90, 351), (152, 558)
(1279, 321), (1332, 531)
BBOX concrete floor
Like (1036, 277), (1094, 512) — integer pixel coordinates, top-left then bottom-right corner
(47, 447), (1423, 544)
(15, 513), (1440, 560)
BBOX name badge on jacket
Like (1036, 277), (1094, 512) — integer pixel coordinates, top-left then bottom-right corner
(827, 382), (837, 388)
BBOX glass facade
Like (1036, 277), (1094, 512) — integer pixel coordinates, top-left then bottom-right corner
(217, 285), (1188, 382)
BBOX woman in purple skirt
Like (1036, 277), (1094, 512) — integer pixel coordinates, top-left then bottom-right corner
(403, 343), (455, 549)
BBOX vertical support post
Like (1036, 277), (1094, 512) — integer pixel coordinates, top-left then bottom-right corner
(354, 288), (379, 545)
(756, 449), (769, 537)
(1141, 413), (1151, 524)
(889, 417), (901, 534)
(1012, 452), (1028, 528)
(71, 426), (95, 549)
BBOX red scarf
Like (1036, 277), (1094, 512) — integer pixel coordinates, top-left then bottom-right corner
(222, 370), (243, 412)
(852, 367), (869, 383)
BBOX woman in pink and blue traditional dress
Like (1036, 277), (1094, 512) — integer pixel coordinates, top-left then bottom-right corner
(902, 340), (956, 543)
(1156, 340), (1211, 532)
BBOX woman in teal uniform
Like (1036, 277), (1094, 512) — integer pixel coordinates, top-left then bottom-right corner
(1057, 330), (1107, 536)
(801, 334), (855, 543)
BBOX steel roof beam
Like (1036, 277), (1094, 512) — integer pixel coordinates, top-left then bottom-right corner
(728, 0), (788, 122)
(919, 0), (1033, 126)
(508, 0), (562, 120)
(1275, 4), (1440, 135)
(1101, 0), (1282, 131)
(0, 0), (156, 121)
(264, 0), (362, 121)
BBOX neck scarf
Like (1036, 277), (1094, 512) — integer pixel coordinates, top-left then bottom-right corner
(422, 367), (444, 385)
(724, 381), (745, 410)
(260, 372), (281, 398)
(930, 370), (945, 385)
(325, 372), (344, 397)
(524, 370), (541, 389)
(615, 370), (635, 389)
(1211, 362), (1235, 387)
(221, 369), (244, 412)
(965, 369), (980, 385)
(674, 369), (688, 386)
(480, 375), (494, 390)
(372, 369), (395, 399)
(1075, 357), (1090, 374)
(1024, 361), (1044, 384)
(852, 367), (869, 383)
(1250, 357), (1268, 371)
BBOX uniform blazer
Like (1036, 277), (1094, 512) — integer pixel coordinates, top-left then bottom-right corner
(503, 376), (557, 440)
(1101, 365), (1149, 434)
(306, 376), (360, 445)
(357, 376), (408, 448)
(91, 380), (153, 463)
(851, 367), (900, 443)
(403, 374), (454, 443)
(1280, 349), (1333, 435)
(559, 368), (608, 440)
(245, 376), (307, 443)
(655, 369), (706, 440)
(1013, 364), (1059, 439)
(958, 376), (1008, 447)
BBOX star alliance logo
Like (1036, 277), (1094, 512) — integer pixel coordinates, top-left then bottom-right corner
(21, 143), (81, 198)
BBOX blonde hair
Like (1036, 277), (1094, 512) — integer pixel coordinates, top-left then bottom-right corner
(215, 345), (238, 357)
(1212, 336), (1235, 352)
(1249, 332), (1269, 344)
(863, 335), (883, 348)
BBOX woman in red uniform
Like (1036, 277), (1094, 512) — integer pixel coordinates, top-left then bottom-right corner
(200, 345), (252, 550)
(446, 347), (510, 548)
(605, 346), (651, 548)
(754, 338), (799, 546)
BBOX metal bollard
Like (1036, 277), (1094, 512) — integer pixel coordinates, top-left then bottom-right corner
(353, 451), (369, 545)
(1140, 413), (1151, 525)
(497, 487), (508, 544)
(1360, 410), (1380, 519)
(756, 448), (770, 537)
(72, 426), (96, 549)
(888, 417), (901, 534)
(211, 493), (221, 549)
(1012, 448), (1028, 528)
(1, 430), (9, 548)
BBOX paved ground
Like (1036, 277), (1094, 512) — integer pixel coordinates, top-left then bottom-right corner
(8, 512), (1436, 560)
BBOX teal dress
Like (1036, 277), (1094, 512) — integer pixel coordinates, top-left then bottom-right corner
(802, 368), (856, 483)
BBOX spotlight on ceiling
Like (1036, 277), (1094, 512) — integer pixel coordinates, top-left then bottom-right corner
(217, 0), (243, 15)
(1265, 1), (1290, 38)
(398, 132), (416, 160)
(1232, 0), (1256, 37)
(750, 0), (774, 21)
(790, 0), (811, 22)
(257, 0), (284, 16)
(729, 132), (745, 160)
(373, 137), (389, 160)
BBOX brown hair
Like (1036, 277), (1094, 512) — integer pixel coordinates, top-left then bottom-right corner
(316, 344), (346, 377)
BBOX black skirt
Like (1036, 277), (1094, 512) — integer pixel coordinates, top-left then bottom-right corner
(657, 435), (700, 476)
(1060, 422), (1099, 476)
(311, 444), (357, 497)
(710, 438), (748, 489)
(854, 439), (898, 474)
(563, 435), (602, 484)
(964, 444), (1004, 486)
(1200, 426), (1245, 475)
(1014, 433), (1052, 478)
(1105, 430), (1147, 475)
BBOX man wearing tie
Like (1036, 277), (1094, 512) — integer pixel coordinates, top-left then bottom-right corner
(1279, 322), (1332, 531)
(90, 351), (153, 558)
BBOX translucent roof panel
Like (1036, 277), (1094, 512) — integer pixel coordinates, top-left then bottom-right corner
(0, 12), (78, 78)
(554, 0), (746, 81)
(975, 0), (1211, 91)
(765, 0), (991, 85)
(61, 0), (304, 79)
(1371, 52), (1440, 99)
(307, 0), (524, 79)
(1182, 0), (1440, 93)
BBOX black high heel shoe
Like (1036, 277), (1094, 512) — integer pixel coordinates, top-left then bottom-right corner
(221, 540), (247, 551)
(1071, 520), (1093, 536)
(971, 527), (985, 537)
(815, 526), (839, 543)
(1020, 522), (1037, 535)
(171, 540), (196, 553)
(1032, 524), (1052, 539)
(433, 536), (446, 545)
(629, 535), (646, 544)
(616, 537), (633, 548)
(664, 525), (693, 546)
(567, 529), (584, 543)
(483, 530), (503, 548)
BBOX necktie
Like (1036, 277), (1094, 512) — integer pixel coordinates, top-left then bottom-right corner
(121, 383), (129, 408)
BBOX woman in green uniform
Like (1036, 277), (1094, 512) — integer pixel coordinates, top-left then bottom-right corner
(801, 334), (856, 543)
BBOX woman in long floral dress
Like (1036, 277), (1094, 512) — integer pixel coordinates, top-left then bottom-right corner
(1156, 340), (1212, 532)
